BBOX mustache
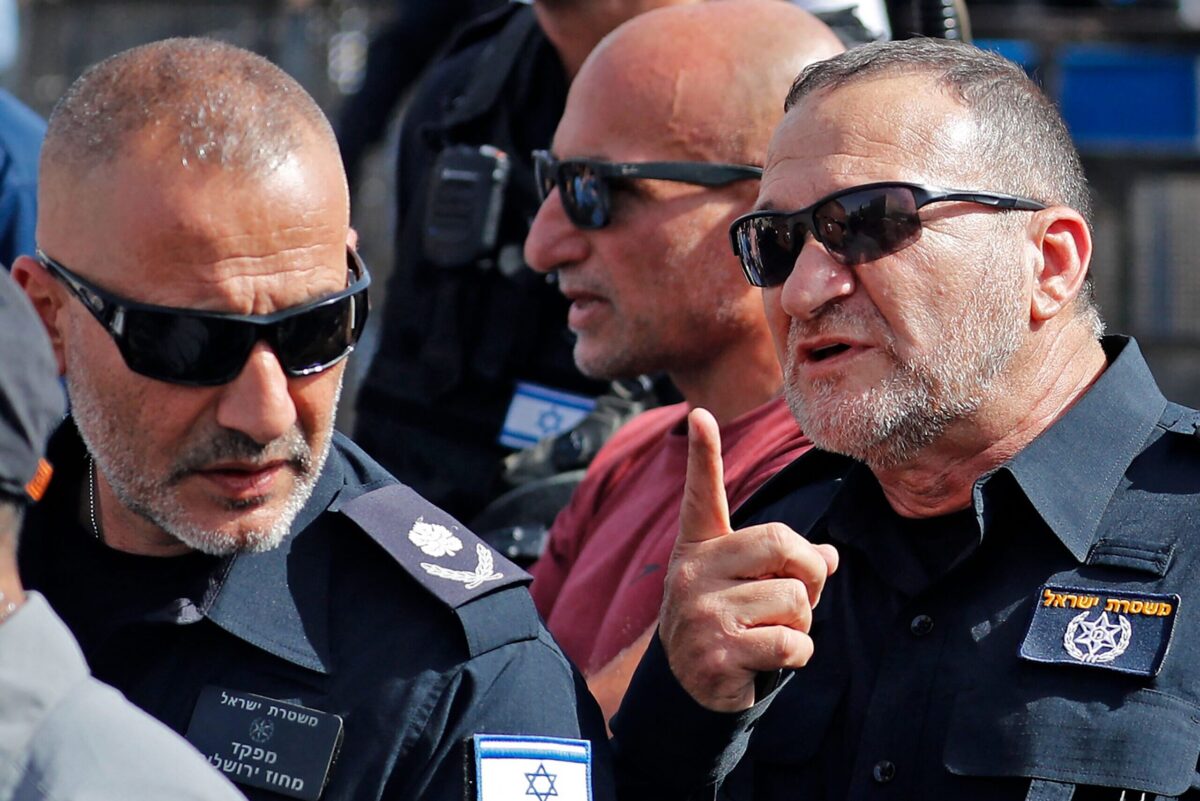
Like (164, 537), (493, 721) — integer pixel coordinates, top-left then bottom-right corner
(786, 303), (894, 354)
(167, 427), (313, 484)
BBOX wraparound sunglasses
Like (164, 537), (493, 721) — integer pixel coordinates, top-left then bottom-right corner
(533, 150), (763, 230)
(729, 181), (1047, 288)
(39, 247), (370, 386)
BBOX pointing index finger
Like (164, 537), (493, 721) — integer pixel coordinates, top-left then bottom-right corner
(679, 407), (732, 544)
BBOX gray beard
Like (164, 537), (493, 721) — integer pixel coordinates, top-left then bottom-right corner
(783, 279), (1024, 471)
(70, 373), (340, 556)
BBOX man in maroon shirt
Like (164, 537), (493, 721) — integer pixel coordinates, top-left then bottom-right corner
(524, 0), (843, 722)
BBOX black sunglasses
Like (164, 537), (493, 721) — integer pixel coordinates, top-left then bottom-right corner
(533, 150), (762, 230)
(39, 247), (370, 387)
(729, 181), (1048, 288)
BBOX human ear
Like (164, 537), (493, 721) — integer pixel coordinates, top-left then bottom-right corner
(11, 255), (68, 375)
(1026, 207), (1092, 323)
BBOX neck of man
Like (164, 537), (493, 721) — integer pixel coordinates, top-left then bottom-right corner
(0, 553), (25, 623)
(873, 330), (1109, 519)
(86, 469), (192, 557)
(673, 332), (784, 428)
(533, 1), (631, 80)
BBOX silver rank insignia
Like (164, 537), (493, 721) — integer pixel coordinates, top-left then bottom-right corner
(405, 518), (505, 589)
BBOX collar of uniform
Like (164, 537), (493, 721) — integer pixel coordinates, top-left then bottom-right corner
(0, 593), (90, 798)
(20, 423), (338, 673)
(203, 436), (350, 676)
(987, 336), (1167, 563)
(826, 462), (939, 597)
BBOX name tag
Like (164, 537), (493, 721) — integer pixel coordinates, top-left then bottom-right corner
(185, 687), (343, 801)
(499, 382), (595, 449)
(469, 734), (592, 801)
(1019, 585), (1180, 677)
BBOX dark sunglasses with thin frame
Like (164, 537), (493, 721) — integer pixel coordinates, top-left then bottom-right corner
(38, 247), (370, 387)
(533, 149), (762, 230)
(729, 181), (1047, 288)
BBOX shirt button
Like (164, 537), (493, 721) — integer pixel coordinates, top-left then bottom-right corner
(910, 614), (934, 637)
(872, 760), (896, 783)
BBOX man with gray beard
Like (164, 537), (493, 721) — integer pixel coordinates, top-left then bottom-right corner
(13, 38), (612, 801)
(611, 39), (1200, 800)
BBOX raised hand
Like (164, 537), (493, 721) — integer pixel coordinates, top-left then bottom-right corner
(659, 408), (838, 712)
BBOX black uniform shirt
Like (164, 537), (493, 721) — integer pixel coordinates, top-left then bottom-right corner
(612, 337), (1200, 801)
(21, 426), (612, 801)
(355, 5), (605, 521)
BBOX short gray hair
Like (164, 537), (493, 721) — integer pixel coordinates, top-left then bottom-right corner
(785, 38), (1103, 336)
(43, 37), (337, 177)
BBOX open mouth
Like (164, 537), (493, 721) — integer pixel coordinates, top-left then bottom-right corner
(810, 343), (852, 362)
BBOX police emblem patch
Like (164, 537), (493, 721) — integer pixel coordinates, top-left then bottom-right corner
(1019, 584), (1179, 677)
(1063, 610), (1131, 663)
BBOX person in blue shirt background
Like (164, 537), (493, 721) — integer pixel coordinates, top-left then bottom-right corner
(0, 88), (43, 271)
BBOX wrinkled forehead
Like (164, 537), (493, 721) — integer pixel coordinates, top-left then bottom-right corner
(38, 133), (350, 312)
(759, 78), (979, 208)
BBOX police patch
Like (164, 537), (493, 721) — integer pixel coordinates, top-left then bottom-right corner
(469, 734), (592, 801)
(1019, 585), (1179, 677)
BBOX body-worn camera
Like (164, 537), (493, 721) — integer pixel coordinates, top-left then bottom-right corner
(422, 144), (510, 268)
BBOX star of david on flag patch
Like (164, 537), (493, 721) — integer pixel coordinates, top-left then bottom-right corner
(499, 382), (596, 449)
(470, 734), (592, 801)
(1019, 584), (1179, 677)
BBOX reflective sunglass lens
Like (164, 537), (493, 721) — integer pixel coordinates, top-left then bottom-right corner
(118, 295), (363, 386)
(733, 186), (929, 287)
(274, 296), (358, 375)
(533, 155), (610, 229)
(560, 163), (609, 229)
(816, 186), (921, 266)
(121, 310), (252, 385)
(42, 248), (369, 386)
(760, 218), (802, 287)
(734, 215), (803, 288)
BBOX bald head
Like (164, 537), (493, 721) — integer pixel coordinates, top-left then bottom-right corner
(42, 37), (337, 184)
(527, 0), (844, 403)
(575, 0), (844, 166)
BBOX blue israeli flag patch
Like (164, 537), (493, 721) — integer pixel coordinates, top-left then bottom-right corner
(1019, 584), (1179, 677)
(471, 734), (592, 801)
(499, 382), (596, 449)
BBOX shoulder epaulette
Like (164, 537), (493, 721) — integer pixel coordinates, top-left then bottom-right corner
(1158, 402), (1200, 438)
(339, 483), (536, 656)
(443, 2), (524, 56)
(439, 4), (539, 131)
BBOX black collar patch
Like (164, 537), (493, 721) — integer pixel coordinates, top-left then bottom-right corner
(185, 687), (344, 800)
(1019, 585), (1179, 677)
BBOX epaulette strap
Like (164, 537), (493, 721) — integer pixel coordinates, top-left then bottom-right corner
(1157, 401), (1200, 436)
(339, 483), (530, 611)
(456, 588), (540, 657)
(441, 5), (539, 130)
